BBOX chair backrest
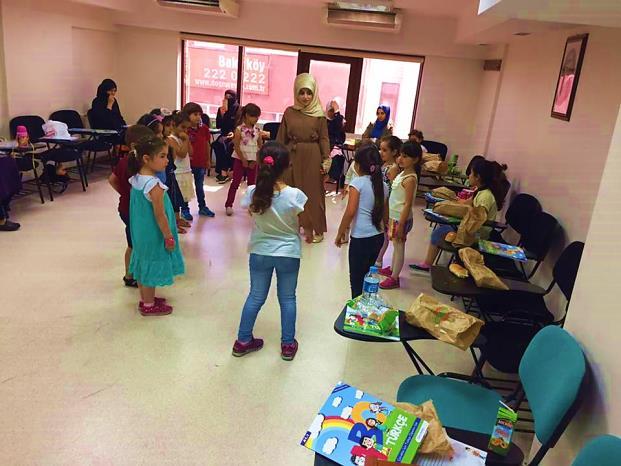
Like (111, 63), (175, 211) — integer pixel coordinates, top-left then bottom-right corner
(553, 241), (585, 301)
(422, 140), (448, 159)
(9, 115), (46, 140)
(521, 211), (559, 259)
(572, 435), (621, 466)
(519, 326), (587, 452)
(262, 122), (280, 141)
(86, 109), (95, 129)
(505, 193), (542, 236)
(49, 110), (84, 129)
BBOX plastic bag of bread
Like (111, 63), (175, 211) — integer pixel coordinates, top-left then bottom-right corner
(395, 400), (454, 456)
(422, 153), (442, 163)
(423, 160), (449, 174)
(458, 247), (509, 290)
(452, 206), (487, 247)
(406, 293), (484, 350)
(433, 201), (470, 219)
(449, 263), (469, 278)
(431, 186), (457, 201)
(444, 231), (456, 243)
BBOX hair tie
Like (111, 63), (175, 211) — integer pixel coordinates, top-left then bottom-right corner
(263, 156), (275, 166)
(370, 165), (376, 173)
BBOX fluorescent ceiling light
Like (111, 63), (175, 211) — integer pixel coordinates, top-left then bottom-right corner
(333, 2), (393, 13)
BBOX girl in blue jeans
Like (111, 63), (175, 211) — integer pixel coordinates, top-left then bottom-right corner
(233, 141), (312, 361)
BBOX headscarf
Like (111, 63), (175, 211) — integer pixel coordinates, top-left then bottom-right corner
(224, 89), (239, 116)
(292, 73), (325, 118)
(370, 105), (391, 139)
(95, 78), (117, 102)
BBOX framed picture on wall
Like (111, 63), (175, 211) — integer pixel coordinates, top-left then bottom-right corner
(551, 33), (589, 121)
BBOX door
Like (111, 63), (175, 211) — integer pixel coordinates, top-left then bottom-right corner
(297, 52), (363, 133)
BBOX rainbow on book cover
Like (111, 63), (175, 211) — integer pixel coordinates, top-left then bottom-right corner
(301, 382), (429, 465)
(478, 240), (527, 262)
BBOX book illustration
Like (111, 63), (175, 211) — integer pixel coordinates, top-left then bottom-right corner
(414, 438), (487, 466)
(301, 382), (429, 465)
(344, 298), (400, 341)
(478, 240), (527, 262)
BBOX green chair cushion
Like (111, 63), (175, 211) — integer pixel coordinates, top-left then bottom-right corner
(572, 435), (621, 466)
(396, 375), (501, 435)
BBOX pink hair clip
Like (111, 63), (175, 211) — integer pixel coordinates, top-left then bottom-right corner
(370, 165), (377, 173)
(263, 156), (275, 166)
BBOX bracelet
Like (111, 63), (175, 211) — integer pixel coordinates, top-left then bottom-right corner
(164, 237), (175, 247)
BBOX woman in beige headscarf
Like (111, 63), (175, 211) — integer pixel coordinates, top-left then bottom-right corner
(277, 73), (330, 243)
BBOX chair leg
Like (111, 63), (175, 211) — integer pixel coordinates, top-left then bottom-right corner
(32, 166), (45, 204)
(77, 156), (86, 191)
(82, 154), (89, 187)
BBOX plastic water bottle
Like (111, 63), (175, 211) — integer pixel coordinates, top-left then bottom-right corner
(362, 266), (381, 305)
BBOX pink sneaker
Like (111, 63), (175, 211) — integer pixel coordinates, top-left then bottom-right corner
(232, 338), (264, 357)
(140, 301), (173, 316)
(281, 339), (299, 361)
(379, 277), (400, 289)
(139, 297), (167, 308)
(379, 266), (392, 277)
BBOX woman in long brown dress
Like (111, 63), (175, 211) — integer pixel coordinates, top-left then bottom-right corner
(277, 73), (330, 243)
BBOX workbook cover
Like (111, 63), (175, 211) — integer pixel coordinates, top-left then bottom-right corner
(301, 382), (429, 465)
(344, 298), (400, 341)
(478, 240), (527, 262)
(423, 208), (461, 224)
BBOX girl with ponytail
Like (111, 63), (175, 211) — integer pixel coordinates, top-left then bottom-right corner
(233, 141), (311, 362)
(335, 144), (389, 298)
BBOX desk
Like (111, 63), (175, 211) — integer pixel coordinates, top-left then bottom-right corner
(334, 307), (485, 376)
(68, 128), (119, 136)
(314, 426), (524, 466)
(419, 177), (465, 193)
(36, 137), (88, 192)
(430, 265), (546, 299)
(423, 209), (506, 232)
(0, 142), (47, 153)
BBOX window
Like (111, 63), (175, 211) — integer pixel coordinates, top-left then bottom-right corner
(183, 40), (298, 122)
(355, 58), (421, 137)
(240, 47), (298, 123)
(309, 60), (351, 116)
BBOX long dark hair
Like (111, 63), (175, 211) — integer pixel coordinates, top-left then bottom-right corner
(354, 144), (385, 230)
(127, 135), (166, 176)
(96, 78), (117, 101)
(381, 135), (402, 155)
(250, 141), (290, 215)
(471, 159), (509, 209)
(137, 113), (162, 133)
(236, 103), (261, 127)
(400, 141), (423, 178)
(466, 155), (485, 176)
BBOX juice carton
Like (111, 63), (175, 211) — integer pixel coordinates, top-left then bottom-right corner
(488, 402), (517, 456)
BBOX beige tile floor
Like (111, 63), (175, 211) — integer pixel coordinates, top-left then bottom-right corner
(0, 173), (530, 465)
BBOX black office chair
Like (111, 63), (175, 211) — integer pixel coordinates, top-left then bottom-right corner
(13, 152), (50, 204)
(262, 122), (280, 141)
(9, 115), (46, 140)
(51, 109), (112, 180)
(86, 108), (122, 171)
(422, 140), (448, 159)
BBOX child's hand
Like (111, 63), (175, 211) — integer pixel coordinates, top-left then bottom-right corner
(304, 231), (313, 244)
(335, 231), (346, 247)
(341, 186), (349, 200)
(396, 223), (405, 241)
(179, 132), (189, 141)
(164, 237), (175, 252)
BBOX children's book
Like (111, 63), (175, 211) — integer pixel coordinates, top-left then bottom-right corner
(344, 297), (400, 341)
(414, 438), (487, 466)
(478, 240), (527, 262)
(424, 193), (446, 205)
(301, 382), (429, 466)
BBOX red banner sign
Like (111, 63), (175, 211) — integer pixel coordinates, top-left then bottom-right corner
(188, 48), (269, 95)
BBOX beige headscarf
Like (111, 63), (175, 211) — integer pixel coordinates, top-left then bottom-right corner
(292, 73), (325, 118)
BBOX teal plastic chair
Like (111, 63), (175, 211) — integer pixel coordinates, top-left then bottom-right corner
(572, 435), (621, 466)
(397, 326), (587, 465)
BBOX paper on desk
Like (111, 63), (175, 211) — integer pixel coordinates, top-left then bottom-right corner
(414, 438), (487, 466)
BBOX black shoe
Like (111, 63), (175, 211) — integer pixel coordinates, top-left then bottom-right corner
(0, 220), (20, 232)
(123, 276), (138, 287)
(216, 175), (228, 184)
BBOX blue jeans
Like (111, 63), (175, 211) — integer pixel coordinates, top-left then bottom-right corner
(182, 167), (207, 211)
(237, 254), (300, 344)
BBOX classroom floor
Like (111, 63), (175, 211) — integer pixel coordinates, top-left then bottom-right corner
(0, 172), (531, 464)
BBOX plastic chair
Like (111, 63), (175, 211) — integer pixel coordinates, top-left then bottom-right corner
(51, 109), (113, 178)
(422, 140), (448, 159)
(262, 122), (280, 141)
(397, 325), (588, 465)
(572, 435), (621, 466)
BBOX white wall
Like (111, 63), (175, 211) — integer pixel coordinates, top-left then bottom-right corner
(537, 104), (621, 464)
(0, 0), (118, 135)
(115, 27), (179, 125)
(486, 26), (621, 242)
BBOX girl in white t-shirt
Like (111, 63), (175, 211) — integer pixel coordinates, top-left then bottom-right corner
(335, 144), (388, 299)
(167, 112), (195, 212)
(233, 141), (311, 362)
(226, 103), (263, 216)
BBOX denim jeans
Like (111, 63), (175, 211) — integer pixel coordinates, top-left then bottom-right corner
(182, 167), (207, 211)
(237, 253), (300, 344)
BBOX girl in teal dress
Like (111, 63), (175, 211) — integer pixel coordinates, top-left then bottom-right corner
(128, 135), (185, 316)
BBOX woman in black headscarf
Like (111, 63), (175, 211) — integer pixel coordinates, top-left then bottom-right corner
(90, 79), (126, 131)
(213, 89), (239, 183)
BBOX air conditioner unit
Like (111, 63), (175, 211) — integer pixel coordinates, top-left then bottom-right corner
(325, 2), (402, 32)
(156, 0), (239, 17)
